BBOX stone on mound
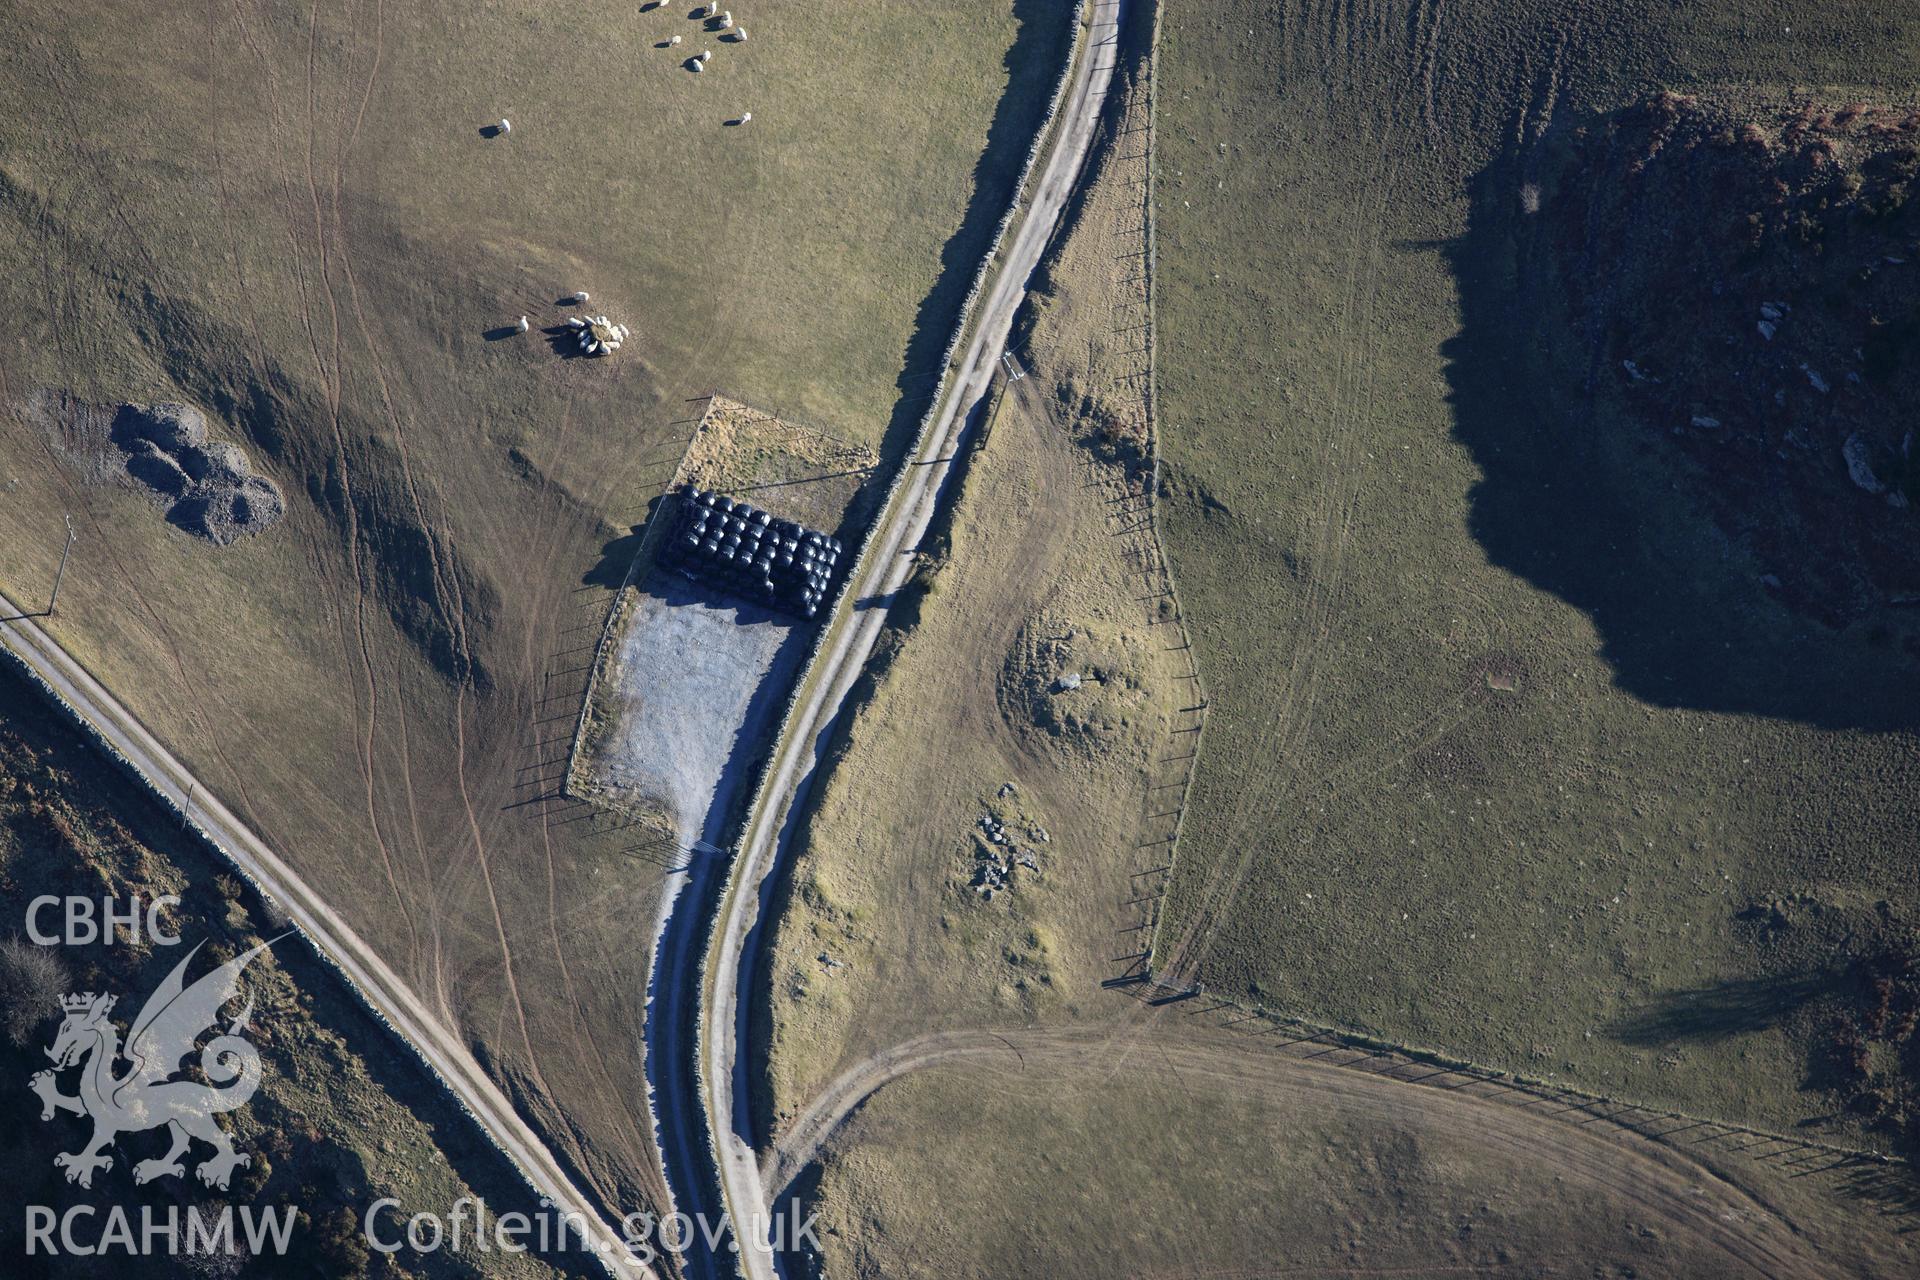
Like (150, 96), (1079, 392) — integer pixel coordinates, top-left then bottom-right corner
(124, 401), (209, 453)
(179, 440), (249, 486)
(172, 472), (287, 546)
(125, 446), (190, 497)
(232, 473), (286, 527)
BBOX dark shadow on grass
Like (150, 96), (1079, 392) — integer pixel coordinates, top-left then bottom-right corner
(543, 323), (599, 360)
(1440, 121), (1920, 733)
(584, 522), (647, 590)
(1833, 1160), (1920, 1229)
(1607, 970), (1843, 1047)
(859, 0), (1076, 523)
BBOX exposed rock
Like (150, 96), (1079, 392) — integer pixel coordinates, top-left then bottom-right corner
(1844, 434), (1885, 494)
(180, 440), (249, 486)
(121, 401), (209, 454)
(124, 444), (190, 497)
(1053, 672), (1082, 692)
(114, 400), (284, 545)
(1549, 94), (1920, 626)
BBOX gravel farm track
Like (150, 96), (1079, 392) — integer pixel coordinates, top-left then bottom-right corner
(792, 1016), (1871, 1277)
(760, 1016), (1847, 1280)
(655, 5), (1129, 1277)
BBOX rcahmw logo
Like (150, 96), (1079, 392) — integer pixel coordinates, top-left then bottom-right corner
(23, 930), (297, 1257)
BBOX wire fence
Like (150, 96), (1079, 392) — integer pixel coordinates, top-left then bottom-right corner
(560, 394), (716, 798)
(1061, 0), (1209, 991)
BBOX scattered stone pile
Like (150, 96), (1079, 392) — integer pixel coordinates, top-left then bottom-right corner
(1001, 616), (1156, 759)
(971, 808), (1042, 901)
(114, 403), (284, 545)
(666, 487), (842, 619)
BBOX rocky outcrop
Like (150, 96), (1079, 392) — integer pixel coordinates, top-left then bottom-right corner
(1552, 93), (1920, 625)
(113, 402), (284, 545)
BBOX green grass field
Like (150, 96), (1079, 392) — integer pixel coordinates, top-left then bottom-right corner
(1153, 0), (1920, 1143)
(0, 0), (1073, 1220)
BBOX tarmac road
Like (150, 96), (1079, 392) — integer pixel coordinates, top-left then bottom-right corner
(0, 590), (657, 1280)
(668, 3), (1131, 1277)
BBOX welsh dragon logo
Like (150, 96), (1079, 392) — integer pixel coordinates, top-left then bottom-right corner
(29, 939), (275, 1190)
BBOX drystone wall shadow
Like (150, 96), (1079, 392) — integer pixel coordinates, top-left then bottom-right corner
(866, 0), (1076, 479)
